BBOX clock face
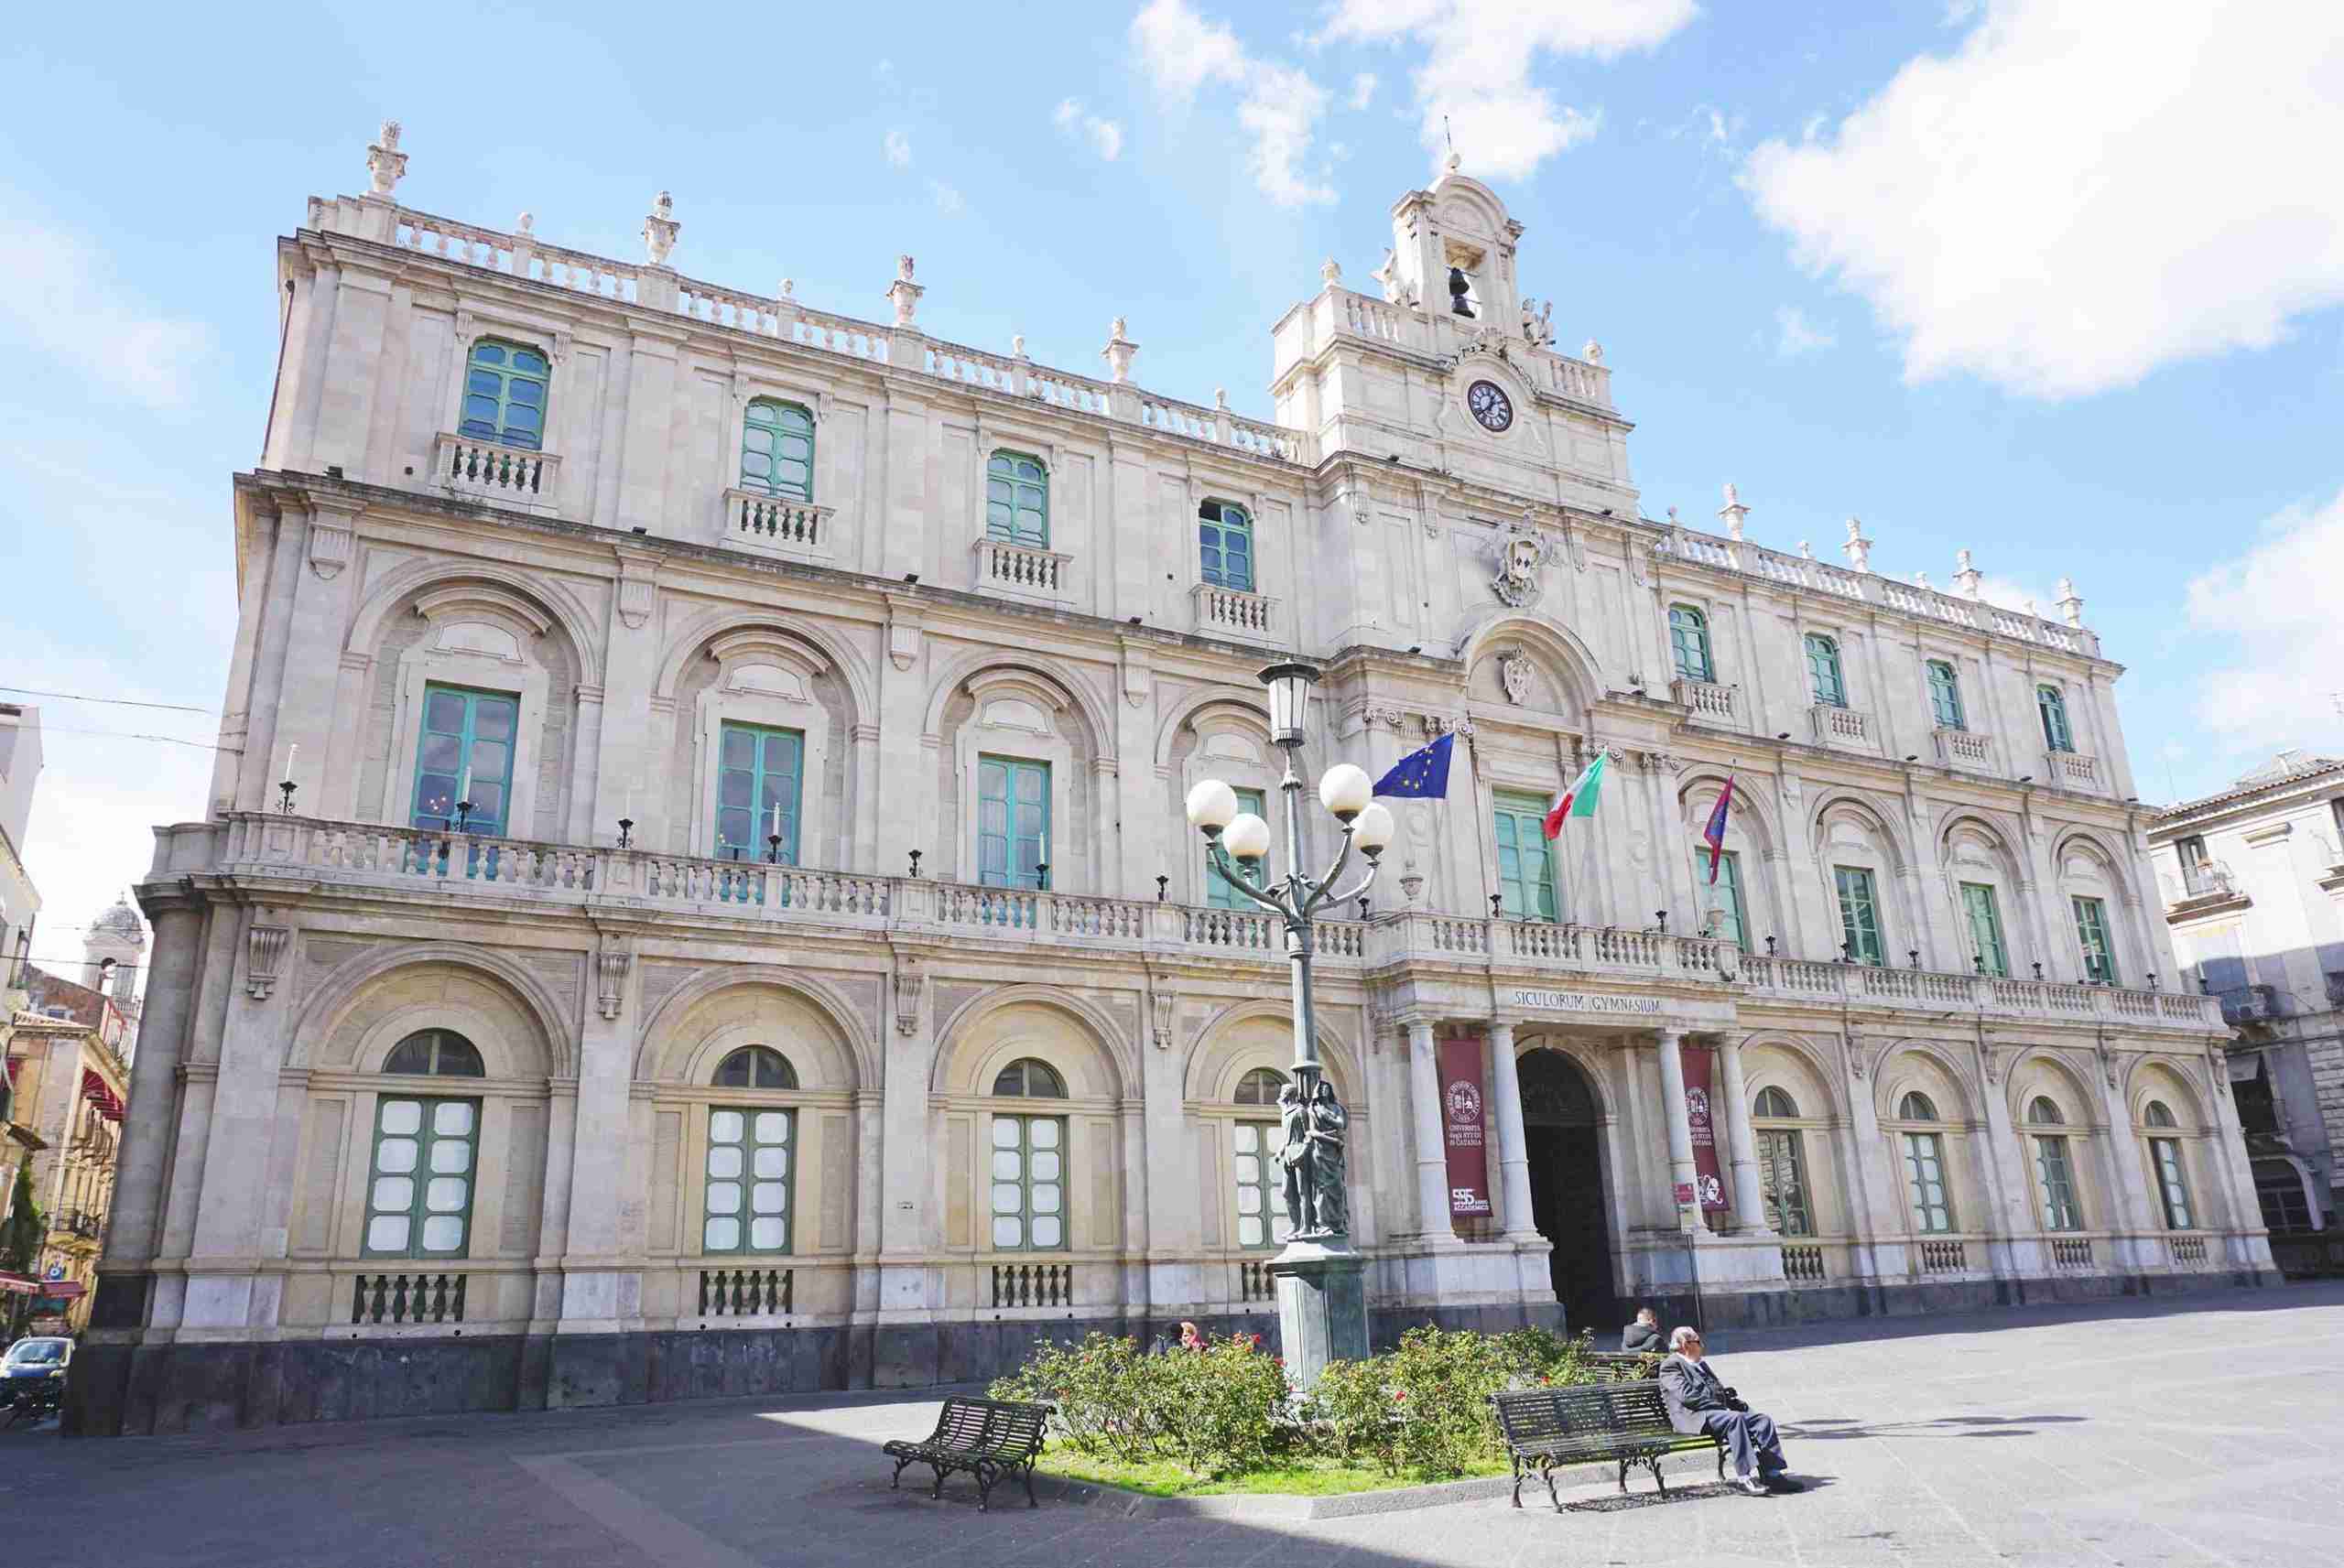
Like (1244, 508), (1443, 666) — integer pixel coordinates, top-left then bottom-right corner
(1467, 379), (1514, 432)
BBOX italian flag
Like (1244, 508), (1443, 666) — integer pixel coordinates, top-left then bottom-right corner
(1543, 752), (1609, 839)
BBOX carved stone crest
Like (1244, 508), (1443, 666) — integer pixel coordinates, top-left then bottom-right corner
(1491, 519), (1551, 607)
(1496, 648), (1534, 706)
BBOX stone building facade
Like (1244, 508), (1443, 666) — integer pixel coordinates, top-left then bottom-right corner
(2150, 750), (2344, 1274)
(73, 126), (2271, 1435)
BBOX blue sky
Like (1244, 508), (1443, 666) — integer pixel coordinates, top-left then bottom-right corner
(4, 0), (2342, 961)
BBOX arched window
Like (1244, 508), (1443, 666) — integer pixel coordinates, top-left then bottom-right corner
(2036, 684), (2075, 753)
(1233, 1066), (1287, 1105)
(712, 1046), (798, 1090)
(459, 339), (550, 451)
(1805, 633), (1847, 708)
(1752, 1086), (1811, 1235)
(2143, 1101), (2193, 1228)
(383, 1029), (485, 1077)
(2030, 1097), (2082, 1230)
(1199, 500), (1253, 592)
(1896, 1091), (1955, 1232)
(1926, 660), (1965, 730)
(1667, 605), (1713, 683)
(1898, 1091), (1938, 1122)
(741, 400), (814, 501)
(991, 1057), (1067, 1251)
(992, 1057), (1066, 1098)
(1753, 1086), (1799, 1119)
(2026, 1097), (2065, 1125)
(986, 452), (1049, 547)
(2143, 1100), (2176, 1128)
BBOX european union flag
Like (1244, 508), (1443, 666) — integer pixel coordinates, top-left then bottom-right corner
(1373, 731), (1454, 799)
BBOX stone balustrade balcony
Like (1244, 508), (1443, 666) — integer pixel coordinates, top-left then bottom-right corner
(1809, 702), (1873, 750)
(971, 536), (1073, 604)
(2045, 751), (2102, 791)
(162, 815), (2222, 1033)
(1934, 727), (1994, 771)
(433, 433), (560, 514)
(719, 489), (833, 559)
(1673, 678), (1738, 725)
(1190, 582), (1279, 642)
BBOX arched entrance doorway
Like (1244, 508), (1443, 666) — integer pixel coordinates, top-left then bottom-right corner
(1518, 1047), (1615, 1336)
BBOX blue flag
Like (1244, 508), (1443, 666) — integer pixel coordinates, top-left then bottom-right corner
(1373, 731), (1454, 799)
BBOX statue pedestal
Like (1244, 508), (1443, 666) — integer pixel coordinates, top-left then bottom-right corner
(1270, 1237), (1370, 1393)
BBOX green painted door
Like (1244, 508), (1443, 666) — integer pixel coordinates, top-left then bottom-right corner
(410, 685), (518, 836)
(2073, 896), (2117, 983)
(1708, 849), (1750, 950)
(1492, 791), (1558, 920)
(1207, 787), (1267, 907)
(1835, 865), (1884, 964)
(979, 757), (1050, 890)
(715, 723), (804, 862)
(1960, 882), (2010, 977)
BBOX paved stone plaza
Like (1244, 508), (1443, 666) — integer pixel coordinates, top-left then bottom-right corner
(10, 1284), (2334, 1566)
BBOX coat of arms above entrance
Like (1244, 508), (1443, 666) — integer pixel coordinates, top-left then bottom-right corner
(1490, 519), (1556, 607)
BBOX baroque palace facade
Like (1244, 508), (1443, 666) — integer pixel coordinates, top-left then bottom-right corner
(74, 124), (2272, 1434)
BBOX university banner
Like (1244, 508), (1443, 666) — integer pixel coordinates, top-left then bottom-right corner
(1437, 1036), (1492, 1219)
(1677, 1040), (1731, 1212)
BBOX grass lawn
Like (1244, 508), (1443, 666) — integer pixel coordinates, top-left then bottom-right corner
(1034, 1444), (1510, 1498)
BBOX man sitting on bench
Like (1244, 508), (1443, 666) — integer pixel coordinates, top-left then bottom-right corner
(1657, 1327), (1800, 1496)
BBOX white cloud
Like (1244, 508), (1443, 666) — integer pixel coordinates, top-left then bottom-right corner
(1131, 0), (1335, 206)
(884, 129), (912, 168)
(2184, 485), (2344, 745)
(1774, 305), (1834, 358)
(1053, 98), (1125, 161)
(0, 216), (213, 408)
(1319, 0), (1696, 179)
(1742, 1), (2344, 399)
(1348, 71), (1377, 110)
(928, 179), (965, 216)
(1941, 0), (1980, 24)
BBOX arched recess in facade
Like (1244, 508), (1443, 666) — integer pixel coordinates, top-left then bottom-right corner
(1935, 809), (2033, 968)
(928, 985), (1134, 1256)
(2003, 1045), (2118, 1237)
(1156, 695), (1278, 907)
(1506, 1041), (1618, 1323)
(2122, 1053), (2239, 1233)
(1736, 1031), (1852, 1239)
(2052, 827), (2151, 983)
(1872, 1038), (2000, 1247)
(919, 652), (1118, 892)
(339, 561), (603, 840)
(1809, 790), (1923, 962)
(646, 609), (877, 866)
(1455, 611), (1604, 723)
(1181, 1001), (1366, 1250)
(275, 944), (570, 1329)
(632, 968), (872, 1265)
(1676, 768), (1787, 946)
(1180, 999), (1360, 1106)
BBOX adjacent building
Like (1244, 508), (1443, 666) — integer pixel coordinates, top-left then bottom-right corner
(72, 124), (2271, 1436)
(2, 701), (46, 1299)
(2150, 750), (2344, 1274)
(5, 974), (130, 1331)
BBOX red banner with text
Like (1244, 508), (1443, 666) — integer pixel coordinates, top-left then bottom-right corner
(1678, 1040), (1730, 1212)
(1438, 1036), (1492, 1219)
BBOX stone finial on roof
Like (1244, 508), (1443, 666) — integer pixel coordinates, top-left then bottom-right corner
(1799, 540), (1815, 560)
(1582, 340), (1603, 363)
(366, 120), (408, 196)
(1321, 257), (1341, 286)
(641, 190), (678, 266)
(515, 211), (534, 234)
(1953, 548), (1981, 600)
(1915, 570), (1932, 590)
(2056, 576), (2084, 628)
(1012, 334), (1028, 359)
(1718, 482), (1750, 542)
(885, 254), (925, 328)
(1842, 516), (1873, 574)
(1102, 317), (1138, 384)
(1214, 387), (1230, 411)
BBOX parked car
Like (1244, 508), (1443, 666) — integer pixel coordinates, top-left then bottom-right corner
(3, 1336), (71, 1425)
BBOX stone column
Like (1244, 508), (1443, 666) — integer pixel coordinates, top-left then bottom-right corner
(92, 893), (204, 1301)
(1487, 1022), (1537, 1238)
(1715, 1033), (1770, 1233)
(1405, 1022), (1451, 1239)
(1653, 1029), (1698, 1224)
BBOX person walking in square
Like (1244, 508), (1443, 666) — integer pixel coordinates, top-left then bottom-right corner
(1621, 1305), (1662, 1354)
(1657, 1326), (1799, 1495)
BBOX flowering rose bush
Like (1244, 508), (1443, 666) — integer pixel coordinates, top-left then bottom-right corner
(1301, 1324), (1601, 1477)
(989, 1328), (1293, 1476)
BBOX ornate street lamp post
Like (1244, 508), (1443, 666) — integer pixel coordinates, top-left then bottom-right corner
(1185, 662), (1394, 1389)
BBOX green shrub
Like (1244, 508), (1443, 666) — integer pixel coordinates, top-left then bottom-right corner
(989, 1329), (1293, 1477)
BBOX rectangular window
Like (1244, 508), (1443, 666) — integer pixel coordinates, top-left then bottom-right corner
(986, 453), (1049, 547)
(978, 757), (1050, 890)
(2256, 1164), (2312, 1232)
(1207, 787), (1267, 908)
(1902, 1130), (1955, 1233)
(990, 1114), (1066, 1250)
(2152, 1138), (2194, 1229)
(459, 341), (549, 451)
(364, 1097), (478, 1259)
(1492, 790), (1559, 921)
(715, 722), (804, 862)
(1199, 501), (1254, 593)
(1834, 865), (1885, 965)
(2035, 1136), (2081, 1231)
(740, 401), (814, 501)
(1707, 849), (1750, 952)
(2037, 686), (2075, 752)
(1806, 634), (1846, 707)
(1960, 882), (2010, 978)
(1668, 606), (1713, 683)
(2073, 896), (2117, 984)
(1232, 1120), (1292, 1249)
(703, 1108), (793, 1254)
(1756, 1128), (1812, 1237)
(1926, 660), (1965, 730)
(410, 685), (519, 837)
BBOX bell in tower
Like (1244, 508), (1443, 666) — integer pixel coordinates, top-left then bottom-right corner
(1449, 265), (1475, 318)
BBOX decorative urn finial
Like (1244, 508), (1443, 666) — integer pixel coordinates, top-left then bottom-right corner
(641, 190), (678, 266)
(1101, 316), (1138, 384)
(366, 119), (408, 196)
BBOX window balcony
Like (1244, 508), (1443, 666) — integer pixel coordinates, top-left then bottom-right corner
(971, 536), (1073, 605)
(720, 489), (832, 560)
(1672, 678), (1738, 724)
(1190, 582), (1279, 642)
(1808, 702), (1872, 749)
(2044, 750), (2101, 790)
(433, 433), (561, 515)
(1933, 727), (1994, 771)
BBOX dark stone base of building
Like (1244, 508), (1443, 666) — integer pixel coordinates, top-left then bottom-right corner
(61, 1271), (2278, 1437)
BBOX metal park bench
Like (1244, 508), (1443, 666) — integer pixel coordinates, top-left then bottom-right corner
(1490, 1380), (1726, 1509)
(881, 1395), (1053, 1510)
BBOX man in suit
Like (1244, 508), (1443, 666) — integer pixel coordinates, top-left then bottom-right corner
(1657, 1326), (1798, 1495)
(1621, 1306), (1662, 1354)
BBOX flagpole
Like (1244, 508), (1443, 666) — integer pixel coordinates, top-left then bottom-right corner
(1465, 721), (1499, 921)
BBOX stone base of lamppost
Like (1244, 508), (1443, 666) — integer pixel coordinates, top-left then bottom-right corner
(1269, 1237), (1370, 1393)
